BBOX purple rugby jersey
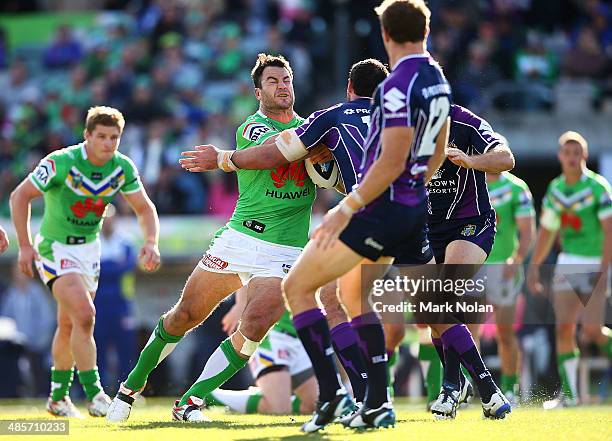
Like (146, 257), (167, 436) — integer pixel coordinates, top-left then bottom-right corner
(427, 104), (503, 222)
(295, 97), (371, 192)
(358, 53), (451, 207)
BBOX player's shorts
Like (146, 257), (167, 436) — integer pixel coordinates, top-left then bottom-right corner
(33, 234), (101, 292)
(248, 330), (314, 389)
(198, 227), (302, 284)
(428, 209), (496, 263)
(394, 224), (434, 265)
(482, 263), (524, 307)
(553, 253), (611, 297)
(339, 198), (429, 262)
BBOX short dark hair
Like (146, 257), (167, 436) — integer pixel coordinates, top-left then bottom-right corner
(375, 0), (430, 44)
(250, 53), (293, 88)
(349, 59), (389, 97)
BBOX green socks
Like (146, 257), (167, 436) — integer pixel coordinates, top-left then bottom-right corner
(179, 339), (247, 406)
(77, 368), (103, 401)
(50, 367), (74, 401)
(125, 316), (183, 392)
(500, 373), (519, 396)
(418, 343), (442, 403)
(557, 349), (580, 400)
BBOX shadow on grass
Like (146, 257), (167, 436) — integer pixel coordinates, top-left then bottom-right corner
(114, 419), (301, 431)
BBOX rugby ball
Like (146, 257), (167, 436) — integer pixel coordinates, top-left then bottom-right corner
(305, 158), (340, 188)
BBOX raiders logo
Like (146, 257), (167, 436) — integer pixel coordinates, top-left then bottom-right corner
(243, 122), (271, 142)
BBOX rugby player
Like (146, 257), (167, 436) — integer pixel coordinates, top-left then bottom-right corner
(485, 169), (536, 404)
(527, 131), (612, 408)
(426, 105), (515, 419)
(106, 54), (351, 423)
(10, 106), (161, 418)
(180, 58), (392, 414)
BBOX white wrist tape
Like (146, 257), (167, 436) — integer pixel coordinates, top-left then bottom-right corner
(217, 150), (239, 172)
(237, 328), (260, 356)
(351, 190), (365, 207)
(339, 201), (356, 216)
(275, 129), (308, 162)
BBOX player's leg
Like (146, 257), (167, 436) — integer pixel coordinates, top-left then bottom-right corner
(51, 274), (109, 412)
(384, 322), (405, 397)
(417, 326), (442, 408)
(282, 239), (363, 431)
(319, 281), (368, 404)
(176, 276), (285, 410)
(338, 256), (395, 428)
(47, 302), (82, 417)
(107, 267), (241, 422)
(494, 306), (520, 401)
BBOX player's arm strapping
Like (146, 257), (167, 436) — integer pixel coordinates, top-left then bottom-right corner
(179, 131), (331, 172)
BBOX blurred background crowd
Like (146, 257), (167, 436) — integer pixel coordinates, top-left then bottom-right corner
(0, 0), (610, 402)
(0, 0), (611, 216)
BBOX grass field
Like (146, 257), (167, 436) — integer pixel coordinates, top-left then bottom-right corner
(0, 398), (610, 441)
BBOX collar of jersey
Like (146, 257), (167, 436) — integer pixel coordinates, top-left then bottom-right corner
(256, 110), (298, 127)
(80, 142), (87, 160)
(392, 52), (430, 71)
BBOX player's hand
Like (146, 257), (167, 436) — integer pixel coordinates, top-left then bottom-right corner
(527, 264), (544, 296)
(139, 241), (161, 272)
(0, 226), (9, 254)
(17, 245), (38, 278)
(308, 144), (333, 164)
(179, 144), (220, 172)
(502, 257), (518, 280)
(222, 304), (243, 335)
(446, 147), (474, 169)
(313, 204), (351, 250)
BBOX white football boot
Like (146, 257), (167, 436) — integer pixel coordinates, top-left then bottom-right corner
(46, 396), (84, 418)
(171, 396), (210, 422)
(106, 382), (143, 423)
(87, 391), (112, 417)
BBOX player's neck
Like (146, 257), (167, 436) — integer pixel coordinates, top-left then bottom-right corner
(563, 169), (584, 185)
(259, 106), (294, 124)
(486, 173), (500, 183)
(388, 41), (427, 70)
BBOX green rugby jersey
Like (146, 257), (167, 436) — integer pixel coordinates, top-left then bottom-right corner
(226, 111), (316, 248)
(29, 143), (142, 243)
(487, 173), (535, 263)
(540, 169), (612, 257)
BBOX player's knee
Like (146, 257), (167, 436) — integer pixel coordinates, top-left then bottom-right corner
(72, 306), (95, 330)
(581, 325), (602, 343)
(556, 323), (574, 340)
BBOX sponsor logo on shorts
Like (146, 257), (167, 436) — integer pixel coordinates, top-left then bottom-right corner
(282, 263), (292, 274)
(364, 237), (384, 251)
(277, 349), (290, 360)
(461, 225), (476, 236)
(201, 253), (229, 270)
(270, 163), (306, 189)
(61, 259), (78, 270)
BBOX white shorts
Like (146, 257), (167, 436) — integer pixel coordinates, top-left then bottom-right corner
(484, 264), (524, 307)
(33, 234), (101, 292)
(553, 253), (610, 296)
(198, 227), (302, 284)
(249, 330), (313, 383)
